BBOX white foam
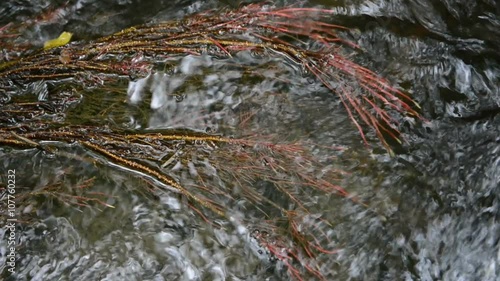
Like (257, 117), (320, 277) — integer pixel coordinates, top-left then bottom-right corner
(179, 54), (212, 75)
(127, 75), (149, 104)
(150, 72), (168, 109)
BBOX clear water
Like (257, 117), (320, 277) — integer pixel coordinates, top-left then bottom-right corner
(1, 0), (499, 280)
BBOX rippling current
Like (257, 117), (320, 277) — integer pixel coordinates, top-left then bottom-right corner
(0, 0), (499, 280)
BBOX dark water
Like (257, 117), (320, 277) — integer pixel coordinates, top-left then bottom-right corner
(1, 0), (499, 280)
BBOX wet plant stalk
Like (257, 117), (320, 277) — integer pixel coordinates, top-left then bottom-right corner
(0, 2), (422, 151)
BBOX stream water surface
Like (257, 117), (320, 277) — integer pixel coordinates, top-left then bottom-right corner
(0, 0), (499, 280)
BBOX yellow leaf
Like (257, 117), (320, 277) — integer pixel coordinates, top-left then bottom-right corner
(43, 31), (73, 50)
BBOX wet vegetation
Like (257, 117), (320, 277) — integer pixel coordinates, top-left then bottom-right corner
(0, 0), (499, 280)
(1, 3), (418, 279)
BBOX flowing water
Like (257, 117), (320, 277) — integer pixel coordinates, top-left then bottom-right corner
(1, 0), (499, 280)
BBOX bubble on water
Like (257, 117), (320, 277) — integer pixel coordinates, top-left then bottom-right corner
(174, 94), (185, 102)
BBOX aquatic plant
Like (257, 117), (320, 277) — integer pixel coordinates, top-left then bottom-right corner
(0, 2), (421, 150)
(0, 2), (422, 280)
